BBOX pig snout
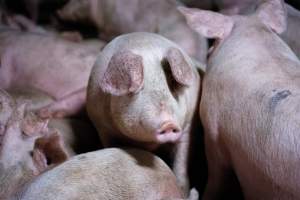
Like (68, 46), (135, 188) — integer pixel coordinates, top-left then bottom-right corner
(156, 121), (182, 143)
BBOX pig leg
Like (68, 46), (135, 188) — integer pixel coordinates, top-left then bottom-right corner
(202, 130), (240, 200)
(173, 125), (198, 199)
(37, 88), (86, 118)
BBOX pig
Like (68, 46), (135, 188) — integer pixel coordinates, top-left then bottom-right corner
(57, 0), (208, 63)
(0, 89), (68, 199)
(87, 32), (202, 198)
(15, 148), (184, 200)
(0, 27), (102, 118)
(179, 0), (300, 199)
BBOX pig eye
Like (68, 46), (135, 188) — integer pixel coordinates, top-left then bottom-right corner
(161, 59), (184, 99)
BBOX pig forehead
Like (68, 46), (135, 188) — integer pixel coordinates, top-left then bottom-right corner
(108, 33), (179, 54)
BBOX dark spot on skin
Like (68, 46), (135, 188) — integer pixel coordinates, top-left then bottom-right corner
(269, 90), (291, 111)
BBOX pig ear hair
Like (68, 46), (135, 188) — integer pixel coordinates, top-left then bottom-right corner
(166, 47), (194, 86)
(257, 0), (287, 34)
(178, 6), (234, 39)
(33, 131), (68, 173)
(100, 50), (144, 96)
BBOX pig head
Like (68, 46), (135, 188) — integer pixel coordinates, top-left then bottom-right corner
(0, 90), (68, 199)
(87, 32), (200, 147)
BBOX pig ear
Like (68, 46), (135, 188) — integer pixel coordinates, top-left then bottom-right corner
(33, 131), (68, 173)
(166, 47), (194, 86)
(22, 114), (49, 137)
(178, 6), (234, 39)
(100, 50), (144, 96)
(256, 0), (287, 34)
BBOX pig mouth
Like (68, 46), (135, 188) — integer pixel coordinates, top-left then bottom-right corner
(155, 131), (183, 143)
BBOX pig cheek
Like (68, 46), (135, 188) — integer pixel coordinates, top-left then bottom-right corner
(110, 96), (156, 142)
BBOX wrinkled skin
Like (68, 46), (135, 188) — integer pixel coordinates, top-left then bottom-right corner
(58, 0), (208, 62)
(213, 0), (300, 58)
(0, 90), (68, 200)
(180, 0), (300, 199)
(87, 32), (202, 198)
(0, 27), (102, 118)
(15, 148), (184, 200)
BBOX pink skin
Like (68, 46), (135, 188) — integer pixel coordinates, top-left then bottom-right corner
(0, 90), (68, 199)
(180, 0), (300, 199)
(87, 32), (202, 198)
(57, 0), (208, 62)
(0, 28), (101, 118)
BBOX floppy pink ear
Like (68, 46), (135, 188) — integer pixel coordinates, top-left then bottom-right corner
(166, 47), (194, 86)
(33, 131), (68, 173)
(21, 114), (49, 137)
(178, 6), (234, 39)
(257, 0), (287, 34)
(100, 50), (144, 96)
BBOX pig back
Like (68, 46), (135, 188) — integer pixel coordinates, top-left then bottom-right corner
(0, 29), (98, 99)
(17, 148), (183, 200)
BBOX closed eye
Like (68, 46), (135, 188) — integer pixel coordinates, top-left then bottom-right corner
(161, 59), (184, 100)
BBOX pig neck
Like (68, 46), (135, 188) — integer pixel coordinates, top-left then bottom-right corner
(208, 16), (300, 89)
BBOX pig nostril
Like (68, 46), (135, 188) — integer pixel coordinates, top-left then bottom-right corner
(158, 122), (181, 135)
